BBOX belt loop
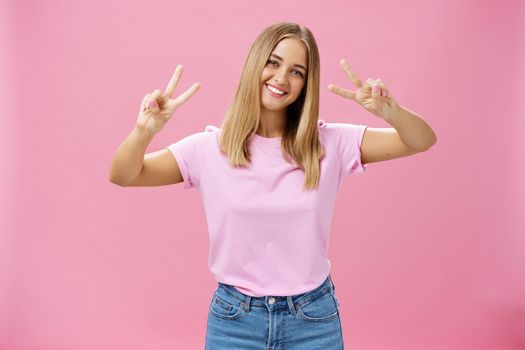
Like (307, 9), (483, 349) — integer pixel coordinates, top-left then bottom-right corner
(287, 296), (297, 316)
(328, 274), (335, 292)
(243, 295), (251, 312)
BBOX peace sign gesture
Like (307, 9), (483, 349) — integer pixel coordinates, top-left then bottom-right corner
(136, 65), (201, 135)
(328, 59), (398, 121)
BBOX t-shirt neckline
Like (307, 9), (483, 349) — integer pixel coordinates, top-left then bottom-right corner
(251, 133), (282, 147)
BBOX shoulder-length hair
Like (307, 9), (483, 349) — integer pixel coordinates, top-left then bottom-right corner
(218, 22), (324, 191)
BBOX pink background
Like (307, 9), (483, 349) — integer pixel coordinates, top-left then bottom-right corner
(2, 0), (524, 349)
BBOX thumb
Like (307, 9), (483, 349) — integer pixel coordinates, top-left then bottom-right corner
(145, 89), (163, 112)
(146, 99), (158, 111)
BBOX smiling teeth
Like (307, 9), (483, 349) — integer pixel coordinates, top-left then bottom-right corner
(266, 84), (285, 95)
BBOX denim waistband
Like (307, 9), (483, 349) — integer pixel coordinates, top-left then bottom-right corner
(217, 274), (336, 313)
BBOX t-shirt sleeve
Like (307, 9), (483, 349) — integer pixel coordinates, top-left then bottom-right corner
(328, 122), (369, 176)
(165, 127), (216, 189)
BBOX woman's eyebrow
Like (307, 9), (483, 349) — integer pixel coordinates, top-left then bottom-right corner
(270, 54), (307, 71)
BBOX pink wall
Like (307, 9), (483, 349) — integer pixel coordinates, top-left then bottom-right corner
(3, 0), (524, 349)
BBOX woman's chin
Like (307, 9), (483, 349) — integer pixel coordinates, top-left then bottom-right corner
(261, 96), (289, 111)
(261, 102), (288, 112)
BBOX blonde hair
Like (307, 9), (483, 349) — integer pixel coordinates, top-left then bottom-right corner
(219, 22), (324, 191)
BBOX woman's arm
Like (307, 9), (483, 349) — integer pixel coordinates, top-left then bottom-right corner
(383, 104), (437, 151)
(109, 126), (155, 186)
(359, 105), (436, 164)
(327, 59), (437, 164)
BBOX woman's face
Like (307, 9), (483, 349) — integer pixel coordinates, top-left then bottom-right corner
(260, 38), (308, 113)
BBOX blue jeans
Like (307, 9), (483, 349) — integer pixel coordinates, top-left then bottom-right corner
(205, 275), (344, 349)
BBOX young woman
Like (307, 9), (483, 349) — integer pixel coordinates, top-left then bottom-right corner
(109, 22), (436, 350)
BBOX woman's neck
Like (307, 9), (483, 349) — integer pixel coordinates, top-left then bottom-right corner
(257, 109), (286, 137)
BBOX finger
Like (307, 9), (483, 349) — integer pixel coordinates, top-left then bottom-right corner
(366, 78), (380, 99)
(173, 82), (201, 107)
(148, 89), (164, 110)
(141, 93), (151, 111)
(327, 84), (356, 100)
(164, 65), (183, 99)
(150, 89), (162, 100)
(340, 59), (363, 88)
(376, 79), (388, 97)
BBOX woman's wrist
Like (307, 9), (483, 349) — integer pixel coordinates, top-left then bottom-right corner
(133, 125), (156, 142)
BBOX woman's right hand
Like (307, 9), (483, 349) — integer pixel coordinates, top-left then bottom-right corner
(136, 65), (201, 135)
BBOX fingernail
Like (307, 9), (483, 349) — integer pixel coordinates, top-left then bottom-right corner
(147, 100), (157, 109)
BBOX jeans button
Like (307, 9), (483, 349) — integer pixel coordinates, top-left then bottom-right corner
(268, 297), (275, 304)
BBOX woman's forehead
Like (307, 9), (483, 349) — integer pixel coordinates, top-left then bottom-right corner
(271, 38), (308, 69)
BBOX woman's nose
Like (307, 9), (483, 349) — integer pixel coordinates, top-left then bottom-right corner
(272, 69), (287, 84)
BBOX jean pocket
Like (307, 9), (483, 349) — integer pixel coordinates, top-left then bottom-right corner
(297, 290), (339, 322)
(209, 288), (243, 320)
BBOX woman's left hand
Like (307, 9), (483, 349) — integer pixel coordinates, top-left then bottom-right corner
(328, 59), (399, 121)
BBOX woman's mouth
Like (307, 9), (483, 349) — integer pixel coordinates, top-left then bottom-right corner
(265, 84), (287, 98)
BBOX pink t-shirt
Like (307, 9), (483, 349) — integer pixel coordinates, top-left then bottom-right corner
(166, 119), (368, 297)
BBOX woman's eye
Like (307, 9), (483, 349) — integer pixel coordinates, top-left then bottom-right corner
(266, 60), (304, 78)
